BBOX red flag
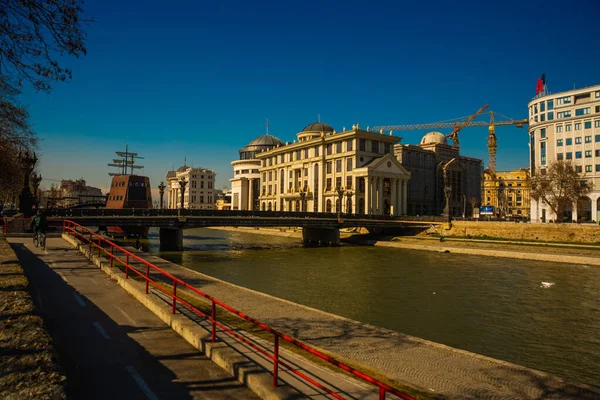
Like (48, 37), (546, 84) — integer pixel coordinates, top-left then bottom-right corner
(536, 78), (544, 94)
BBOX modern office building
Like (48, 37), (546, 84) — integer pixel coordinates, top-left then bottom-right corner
(482, 168), (531, 219)
(394, 132), (482, 217)
(230, 134), (283, 210)
(255, 122), (411, 215)
(528, 84), (600, 222)
(165, 164), (216, 209)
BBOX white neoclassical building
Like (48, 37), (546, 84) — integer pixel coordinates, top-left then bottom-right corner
(230, 134), (283, 210)
(253, 122), (411, 215)
(528, 84), (600, 222)
(165, 165), (217, 209)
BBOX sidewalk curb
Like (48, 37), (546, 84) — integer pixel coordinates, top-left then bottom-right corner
(62, 233), (303, 400)
(376, 241), (600, 266)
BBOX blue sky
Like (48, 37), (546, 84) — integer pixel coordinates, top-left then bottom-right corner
(21, 0), (600, 195)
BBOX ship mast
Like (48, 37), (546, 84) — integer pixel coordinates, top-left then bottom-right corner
(107, 144), (145, 176)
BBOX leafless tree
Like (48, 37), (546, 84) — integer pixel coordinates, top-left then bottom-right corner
(531, 160), (591, 222)
(1, 0), (89, 92)
(0, 0), (89, 201)
(0, 84), (36, 200)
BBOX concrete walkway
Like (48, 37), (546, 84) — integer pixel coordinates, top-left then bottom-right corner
(116, 244), (600, 400)
(8, 237), (257, 400)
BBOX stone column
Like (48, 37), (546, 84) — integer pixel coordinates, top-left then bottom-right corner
(396, 179), (402, 216)
(402, 179), (408, 215)
(377, 176), (384, 215)
(318, 165), (324, 212)
(371, 178), (376, 214)
(390, 178), (397, 216)
(248, 178), (254, 211)
(364, 176), (370, 215)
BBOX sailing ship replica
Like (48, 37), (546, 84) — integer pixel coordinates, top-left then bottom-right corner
(106, 146), (152, 238)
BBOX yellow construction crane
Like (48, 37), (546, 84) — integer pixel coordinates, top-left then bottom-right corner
(373, 108), (528, 175)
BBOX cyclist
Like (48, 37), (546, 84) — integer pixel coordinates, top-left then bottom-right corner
(30, 209), (48, 245)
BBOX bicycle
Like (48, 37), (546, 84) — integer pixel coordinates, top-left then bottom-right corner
(33, 231), (46, 251)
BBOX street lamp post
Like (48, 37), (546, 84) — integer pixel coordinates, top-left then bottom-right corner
(443, 185), (452, 224)
(345, 189), (353, 214)
(178, 178), (187, 209)
(31, 172), (42, 208)
(158, 181), (166, 209)
(18, 150), (38, 217)
(336, 186), (345, 219)
(299, 186), (307, 212)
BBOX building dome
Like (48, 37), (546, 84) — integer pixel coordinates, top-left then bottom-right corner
(420, 131), (447, 145)
(176, 165), (188, 172)
(247, 134), (284, 147)
(301, 122), (334, 133)
(238, 134), (283, 160)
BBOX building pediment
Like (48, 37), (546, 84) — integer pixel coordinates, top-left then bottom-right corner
(355, 154), (411, 178)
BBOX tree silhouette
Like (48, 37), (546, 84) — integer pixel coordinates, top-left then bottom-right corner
(1, 0), (90, 92)
(531, 161), (591, 222)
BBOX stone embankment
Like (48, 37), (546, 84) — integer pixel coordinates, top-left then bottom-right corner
(0, 238), (66, 399)
(439, 220), (600, 244)
(212, 224), (600, 266)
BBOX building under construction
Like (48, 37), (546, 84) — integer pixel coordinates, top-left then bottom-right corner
(394, 134), (482, 216)
(379, 105), (528, 217)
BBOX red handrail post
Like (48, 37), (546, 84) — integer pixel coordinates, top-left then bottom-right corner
(97, 237), (101, 256)
(379, 387), (386, 400)
(88, 231), (92, 253)
(145, 264), (149, 294)
(110, 246), (114, 268)
(172, 281), (177, 314)
(273, 335), (279, 387)
(126, 253), (130, 279)
(211, 301), (216, 343)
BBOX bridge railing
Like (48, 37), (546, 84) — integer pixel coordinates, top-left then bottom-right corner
(62, 220), (416, 400)
(48, 207), (402, 221)
(2, 218), (64, 235)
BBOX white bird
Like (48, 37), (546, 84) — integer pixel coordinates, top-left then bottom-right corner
(540, 282), (555, 289)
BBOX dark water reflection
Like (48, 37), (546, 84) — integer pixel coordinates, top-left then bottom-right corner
(131, 227), (600, 387)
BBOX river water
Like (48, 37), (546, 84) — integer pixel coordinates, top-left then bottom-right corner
(134, 227), (600, 387)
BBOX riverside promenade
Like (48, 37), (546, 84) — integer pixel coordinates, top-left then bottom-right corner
(8, 233), (600, 399)
(7, 237), (257, 400)
(59, 235), (599, 399)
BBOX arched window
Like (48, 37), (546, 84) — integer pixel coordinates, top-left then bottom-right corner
(280, 198), (284, 211)
(261, 202), (266, 211)
(326, 199), (332, 213)
(347, 198), (353, 214)
(295, 200), (300, 212)
(268, 202), (272, 211)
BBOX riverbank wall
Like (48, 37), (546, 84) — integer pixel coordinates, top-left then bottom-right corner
(435, 221), (600, 244)
(209, 225), (600, 266)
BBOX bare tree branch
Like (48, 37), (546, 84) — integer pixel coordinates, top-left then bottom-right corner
(0, 0), (89, 92)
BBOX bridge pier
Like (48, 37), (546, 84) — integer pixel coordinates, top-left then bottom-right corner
(159, 228), (183, 251)
(302, 227), (340, 247)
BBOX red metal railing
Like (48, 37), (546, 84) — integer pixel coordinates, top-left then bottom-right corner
(62, 220), (416, 400)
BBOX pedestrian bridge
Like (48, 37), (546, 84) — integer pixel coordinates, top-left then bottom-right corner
(44, 208), (441, 249)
